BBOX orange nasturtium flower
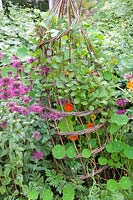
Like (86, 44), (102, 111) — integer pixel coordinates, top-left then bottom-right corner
(87, 122), (94, 128)
(68, 134), (78, 141)
(127, 79), (133, 91)
(64, 102), (73, 112)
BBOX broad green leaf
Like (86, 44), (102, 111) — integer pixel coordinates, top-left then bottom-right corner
(1, 55), (12, 65)
(63, 184), (74, 200)
(108, 124), (120, 134)
(66, 146), (76, 158)
(110, 114), (128, 125)
(58, 117), (74, 132)
(106, 141), (125, 153)
(103, 71), (112, 80)
(82, 149), (91, 158)
(74, 98), (80, 104)
(28, 190), (38, 200)
(98, 157), (108, 165)
(16, 46), (29, 58)
(119, 176), (131, 190)
(52, 145), (65, 159)
(43, 189), (53, 200)
(107, 179), (118, 192)
(124, 146), (133, 159)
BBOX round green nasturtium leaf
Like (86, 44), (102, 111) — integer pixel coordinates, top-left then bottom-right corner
(66, 146), (76, 158)
(108, 124), (120, 134)
(106, 141), (125, 153)
(107, 179), (118, 192)
(110, 114), (128, 125)
(16, 46), (29, 58)
(124, 146), (133, 159)
(1, 55), (12, 65)
(98, 157), (108, 165)
(52, 144), (65, 159)
(82, 149), (91, 158)
(28, 190), (38, 200)
(104, 71), (112, 80)
(119, 176), (131, 190)
(63, 184), (75, 200)
(43, 189), (53, 200)
(107, 159), (115, 167)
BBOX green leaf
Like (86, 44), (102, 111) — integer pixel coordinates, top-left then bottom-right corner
(124, 146), (133, 159)
(108, 124), (120, 134)
(106, 141), (125, 153)
(1, 67), (16, 77)
(107, 179), (118, 192)
(43, 189), (53, 200)
(28, 190), (38, 200)
(52, 145), (65, 159)
(119, 176), (131, 190)
(74, 98), (80, 104)
(98, 157), (108, 165)
(82, 149), (91, 158)
(16, 46), (29, 58)
(103, 71), (112, 80)
(1, 55), (12, 65)
(66, 146), (76, 158)
(58, 117), (74, 132)
(110, 114), (128, 125)
(63, 184), (75, 200)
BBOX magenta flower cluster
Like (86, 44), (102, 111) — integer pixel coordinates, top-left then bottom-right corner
(7, 102), (44, 115)
(33, 131), (40, 139)
(11, 56), (22, 68)
(33, 150), (44, 160)
(116, 98), (129, 115)
(40, 66), (50, 76)
(0, 77), (31, 100)
(42, 112), (65, 121)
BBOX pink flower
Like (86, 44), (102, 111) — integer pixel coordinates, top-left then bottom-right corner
(116, 99), (129, 106)
(33, 131), (40, 139)
(27, 57), (37, 63)
(124, 73), (133, 80)
(29, 105), (44, 113)
(0, 121), (7, 129)
(116, 109), (126, 115)
(0, 52), (3, 59)
(21, 96), (32, 104)
(33, 151), (44, 160)
(11, 56), (22, 68)
(0, 77), (14, 86)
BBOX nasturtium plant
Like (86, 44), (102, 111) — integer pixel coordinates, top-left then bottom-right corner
(110, 114), (128, 125)
(106, 141), (125, 153)
(124, 146), (133, 159)
(63, 183), (75, 200)
(119, 176), (131, 190)
(98, 157), (108, 165)
(108, 123), (120, 134)
(28, 190), (39, 200)
(66, 146), (76, 158)
(107, 179), (118, 192)
(43, 189), (53, 200)
(58, 117), (74, 132)
(52, 144), (65, 159)
(82, 149), (91, 158)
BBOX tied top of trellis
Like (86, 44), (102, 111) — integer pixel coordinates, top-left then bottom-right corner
(50, 0), (80, 24)
(38, 0), (97, 59)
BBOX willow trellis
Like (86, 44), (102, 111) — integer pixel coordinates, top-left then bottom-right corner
(38, 0), (110, 180)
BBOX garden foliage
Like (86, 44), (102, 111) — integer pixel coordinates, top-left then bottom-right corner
(0, 0), (132, 199)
